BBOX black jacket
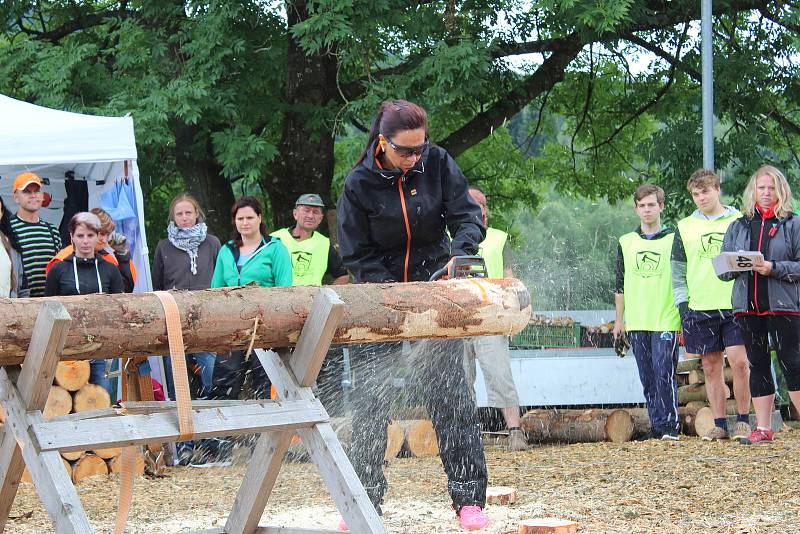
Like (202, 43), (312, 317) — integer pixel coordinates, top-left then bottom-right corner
(45, 254), (124, 296)
(337, 142), (485, 283)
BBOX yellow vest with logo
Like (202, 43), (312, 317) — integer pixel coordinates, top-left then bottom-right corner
(677, 211), (741, 311)
(619, 231), (681, 331)
(478, 228), (507, 278)
(270, 228), (329, 286)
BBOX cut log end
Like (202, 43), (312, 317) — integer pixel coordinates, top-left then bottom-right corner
(93, 447), (122, 460)
(61, 450), (86, 462)
(693, 407), (715, 438)
(398, 419), (439, 457)
(73, 383), (112, 413)
(604, 409), (634, 443)
(72, 454), (109, 483)
(43, 385), (73, 419)
(109, 451), (145, 476)
(519, 518), (578, 533)
(54, 360), (91, 391)
(22, 458), (72, 484)
(384, 421), (405, 461)
(486, 486), (517, 505)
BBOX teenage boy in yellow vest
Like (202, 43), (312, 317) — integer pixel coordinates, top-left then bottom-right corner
(271, 194), (349, 286)
(614, 184), (681, 440)
(463, 187), (527, 451)
(672, 169), (752, 441)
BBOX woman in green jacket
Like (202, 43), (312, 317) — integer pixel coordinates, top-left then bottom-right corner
(193, 196), (291, 467)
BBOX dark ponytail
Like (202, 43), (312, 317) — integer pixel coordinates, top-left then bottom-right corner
(356, 99), (429, 167)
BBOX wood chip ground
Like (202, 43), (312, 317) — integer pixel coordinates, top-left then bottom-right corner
(8, 428), (800, 533)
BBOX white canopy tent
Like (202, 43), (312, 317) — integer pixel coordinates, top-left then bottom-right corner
(0, 94), (152, 292)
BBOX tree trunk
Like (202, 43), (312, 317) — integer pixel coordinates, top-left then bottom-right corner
(43, 386), (73, 419)
(72, 454), (109, 483)
(73, 384), (112, 413)
(54, 361), (90, 391)
(520, 408), (634, 444)
(0, 279), (530, 363)
(172, 120), (235, 241)
(264, 0), (339, 231)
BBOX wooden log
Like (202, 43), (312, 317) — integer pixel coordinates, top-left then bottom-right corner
(688, 367), (733, 385)
(93, 447), (121, 460)
(61, 451), (85, 462)
(72, 383), (111, 413)
(398, 419), (439, 457)
(693, 407), (715, 437)
(53, 361), (90, 392)
(384, 421), (405, 461)
(623, 408), (651, 439)
(71, 454), (108, 483)
(676, 357), (702, 373)
(684, 401), (707, 412)
(109, 452), (145, 476)
(486, 486), (517, 505)
(0, 279), (531, 363)
(519, 518), (578, 533)
(520, 409), (634, 444)
(678, 383), (730, 404)
(43, 385), (72, 419)
(22, 458), (72, 485)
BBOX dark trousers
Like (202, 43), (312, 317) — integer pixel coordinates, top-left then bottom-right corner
(349, 340), (487, 512)
(207, 350), (271, 400)
(737, 315), (800, 397)
(630, 331), (680, 432)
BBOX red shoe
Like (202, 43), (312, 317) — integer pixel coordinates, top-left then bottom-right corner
(458, 505), (489, 530)
(745, 428), (775, 444)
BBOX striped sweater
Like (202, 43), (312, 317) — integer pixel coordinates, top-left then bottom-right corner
(9, 215), (61, 297)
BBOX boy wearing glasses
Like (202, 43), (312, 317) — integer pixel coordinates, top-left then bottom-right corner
(9, 172), (61, 297)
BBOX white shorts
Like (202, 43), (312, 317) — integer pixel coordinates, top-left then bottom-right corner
(463, 336), (520, 408)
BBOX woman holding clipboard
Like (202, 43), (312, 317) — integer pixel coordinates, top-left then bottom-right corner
(720, 165), (800, 444)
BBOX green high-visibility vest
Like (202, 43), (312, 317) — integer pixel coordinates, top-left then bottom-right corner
(619, 231), (681, 331)
(677, 211), (741, 311)
(478, 228), (507, 278)
(270, 228), (329, 286)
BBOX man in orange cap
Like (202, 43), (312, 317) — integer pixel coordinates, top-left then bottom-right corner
(9, 172), (61, 296)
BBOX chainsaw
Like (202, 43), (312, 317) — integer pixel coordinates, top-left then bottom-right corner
(429, 255), (488, 281)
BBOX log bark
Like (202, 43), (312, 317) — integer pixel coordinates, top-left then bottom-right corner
(678, 383), (730, 404)
(53, 360), (90, 391)
(520, 409), (634, 444)
(43, 385), (73, 419)
(676, 358), (703, 373)
(398, 419), (439, 457)
(73, 384), (111, 413)
(518, 518), (578, 533)
(72, 454), (108, 483)
(0, 279), (531, 363)
(486, 486), (517, 505)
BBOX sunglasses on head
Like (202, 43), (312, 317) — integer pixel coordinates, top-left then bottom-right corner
(384, 135), (428, 157)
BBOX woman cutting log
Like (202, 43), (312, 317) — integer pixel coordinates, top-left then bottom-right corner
(337, 99), (489, 530)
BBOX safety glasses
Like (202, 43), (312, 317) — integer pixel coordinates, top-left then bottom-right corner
(384, 135), (428, 158)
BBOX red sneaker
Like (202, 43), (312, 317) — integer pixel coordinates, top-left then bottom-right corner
(458, 505), (489, 530)
(746, 428), (775, 444)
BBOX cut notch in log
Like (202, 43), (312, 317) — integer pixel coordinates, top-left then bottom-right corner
(0, 279), (531, 363)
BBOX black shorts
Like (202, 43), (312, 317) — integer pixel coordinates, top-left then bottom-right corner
(683, 309), (745, 355)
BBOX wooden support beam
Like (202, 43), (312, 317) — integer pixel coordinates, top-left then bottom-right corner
(0, 302), (89, 533)
(32, 399), (328, 452)
(192, 527), (343, 533)
(0, 279), (531, 363)
(257, 349), (386, 534)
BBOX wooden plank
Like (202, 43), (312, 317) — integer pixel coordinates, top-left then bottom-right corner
(289, 288), (345, 387)
(255, 350), (385, 534)
(44, 400), (277, 424)
(33, 399), (328, 452)
(0, 372), (91, 533)
(192, 527), (343, 533)
(224, 430), (295, 534)
(0, 302), (73, 533)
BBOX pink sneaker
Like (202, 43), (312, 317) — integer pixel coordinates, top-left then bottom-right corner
(337, 516), (348, 531)
(458, 505), (489, 530)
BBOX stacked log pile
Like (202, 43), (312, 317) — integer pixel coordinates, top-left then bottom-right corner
(677, 355), (741, 436)
(17, 360), (145, 484)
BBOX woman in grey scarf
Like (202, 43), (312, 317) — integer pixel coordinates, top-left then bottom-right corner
(152, 193), (221, 464)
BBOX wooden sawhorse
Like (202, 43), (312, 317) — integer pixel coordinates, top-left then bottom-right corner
(0, 289), (386, 533)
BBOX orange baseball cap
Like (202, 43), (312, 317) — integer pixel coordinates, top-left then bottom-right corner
(13, 172), (42, 192)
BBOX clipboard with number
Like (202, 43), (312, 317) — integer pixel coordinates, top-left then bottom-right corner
(711, 251), (764, 275)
